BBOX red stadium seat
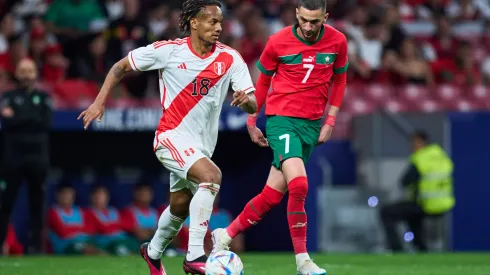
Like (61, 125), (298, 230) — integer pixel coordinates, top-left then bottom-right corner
(383, 98), (413, 113)
(53, 80), (99, 108)
(468, 85), (490, 106)
(365, 84), (392, 105)
(398, 85), (430, 103)
(417, 98), (443, 113)
(433, 85), (461, 102)
(343, 97), (376, 115)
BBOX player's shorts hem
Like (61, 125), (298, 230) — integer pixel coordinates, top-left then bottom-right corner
(273, 155), (304, 170)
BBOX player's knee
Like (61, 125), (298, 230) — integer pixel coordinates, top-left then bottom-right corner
(261, 185), (284, 207)
(198, 168), (222, 185)
(288, 176), (308, 199)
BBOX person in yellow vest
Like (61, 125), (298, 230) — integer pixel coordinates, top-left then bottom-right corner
(380, 130), (455, 252)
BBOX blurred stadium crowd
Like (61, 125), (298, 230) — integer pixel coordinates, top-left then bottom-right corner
(1, 0), (490, 112)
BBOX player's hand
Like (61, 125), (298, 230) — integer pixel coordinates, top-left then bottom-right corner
(317, 124), (334, 145)
(247, 125), (269, 147)
(77, 101), (105, 130)
(231, 90), (256, 113)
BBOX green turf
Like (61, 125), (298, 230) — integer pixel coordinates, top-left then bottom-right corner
(1, 253), (489, 275)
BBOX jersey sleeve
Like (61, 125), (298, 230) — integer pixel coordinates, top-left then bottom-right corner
(127, 42), (173, 72)
(256, 38), (279, 76)
(333, 35), (349, 74)
(230, 52), (256, 94)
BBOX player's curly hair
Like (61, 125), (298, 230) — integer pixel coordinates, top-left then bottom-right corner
(179, 0), (222, 35)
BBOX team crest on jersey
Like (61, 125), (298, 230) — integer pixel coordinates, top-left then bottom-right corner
(214, 62), (226, 76)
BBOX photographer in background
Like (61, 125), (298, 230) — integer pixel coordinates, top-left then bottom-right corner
(0, 58), (52, 254)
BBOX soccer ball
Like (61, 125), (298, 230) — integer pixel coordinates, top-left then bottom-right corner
(205, 250), (244, 275)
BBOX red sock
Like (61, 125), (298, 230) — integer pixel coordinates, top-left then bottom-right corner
(227, 185), (284, 238)
(287, 176), (308, 255)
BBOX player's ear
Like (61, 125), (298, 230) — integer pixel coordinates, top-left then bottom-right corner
(324, 13), (329, 22)
(190, 18), (199, 32)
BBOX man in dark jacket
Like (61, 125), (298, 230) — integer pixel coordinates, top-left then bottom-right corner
(0, 58), (52, 254)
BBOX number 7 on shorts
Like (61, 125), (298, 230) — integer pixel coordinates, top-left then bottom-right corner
(279, 133), (290, 154)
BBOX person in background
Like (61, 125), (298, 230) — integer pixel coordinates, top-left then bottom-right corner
(2, 224), (23, 256)
(0, 58), (51, 255)
(47, 183), (101, 255)
(121, 183), (158, 243)
(380, 130), (455, 252)
(86, 185), (137, 255)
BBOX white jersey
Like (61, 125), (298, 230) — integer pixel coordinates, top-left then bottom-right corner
(128, 37), (255, 156)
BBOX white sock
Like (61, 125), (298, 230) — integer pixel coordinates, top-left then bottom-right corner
(147, 206), (185, 260)
(186, 182), (220, 261)
(296, 253), (311, 266)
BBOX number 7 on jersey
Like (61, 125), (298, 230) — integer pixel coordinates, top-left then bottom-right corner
(302, 64), (314, 83)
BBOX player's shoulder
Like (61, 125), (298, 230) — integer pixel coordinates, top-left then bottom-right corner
(269, 25), (294, 42)
(216, 41), (245, 61)
(150, 37), (188, 51)
(322, 24), (347, 42)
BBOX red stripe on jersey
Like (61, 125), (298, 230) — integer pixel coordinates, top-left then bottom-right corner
(159, 69), (166, 109)
(129, 51), (139, 71)
(165, 138), (186, 167)
(242, 86), (254, 93)
(157, 52), (234, 132)
(153, 39), (186, 49)
(161, 139), (184, 168)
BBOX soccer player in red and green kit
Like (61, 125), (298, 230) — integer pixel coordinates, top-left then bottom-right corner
(211, 0), (347, 274)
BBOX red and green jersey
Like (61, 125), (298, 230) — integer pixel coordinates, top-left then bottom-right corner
(257, 24), (348, 120)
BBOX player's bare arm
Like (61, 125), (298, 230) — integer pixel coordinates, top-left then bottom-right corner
(231, 91), (257, 114)
(77, 57), (133, 129)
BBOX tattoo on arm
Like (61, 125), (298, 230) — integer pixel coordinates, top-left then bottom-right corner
(113, 65), (125, 78)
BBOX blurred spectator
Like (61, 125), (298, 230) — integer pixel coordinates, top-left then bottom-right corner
(86, 185), (137, 255)
(44, 0), (105, 38)
(269, 4), (296, 34)
(72, 33), (111, 83)
(120, 183), (158, 243)
(0, 13), (16, 53)
(0, 34), (27, 77)
(381, 5), (407, 54)
(44, 0), (106, 68)
(41, 43), (69, 83)
(417, 0), (448, 20)
(431, 40), (481, 85)
(446, 0), (490, 22)
(2, 224), (23, 256)
(104, 0), (125, 21)
(147, 2), (170, 41)
(425, 16), (459, 62)
(105, 0), (150, 98)
(0, 58), (51, 255)
(47, 183), (102, 255)
(27, 26), (47, 71)
(239, 8), (269, 65)
(384, 38), (434, 85)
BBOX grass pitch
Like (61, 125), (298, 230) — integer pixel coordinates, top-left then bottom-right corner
(0, 253), (489, 275)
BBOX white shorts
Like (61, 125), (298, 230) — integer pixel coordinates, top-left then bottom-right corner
(154, 131), (208, 194)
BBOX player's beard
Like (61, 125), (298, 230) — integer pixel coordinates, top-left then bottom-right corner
(300, 28), (319, 41)
(199, 35), (216, 47)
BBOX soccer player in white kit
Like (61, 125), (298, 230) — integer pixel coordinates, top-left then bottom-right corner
(78, 1), (257, 274)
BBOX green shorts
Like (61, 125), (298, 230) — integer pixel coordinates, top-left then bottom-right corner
(266, 116), (321, 169)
